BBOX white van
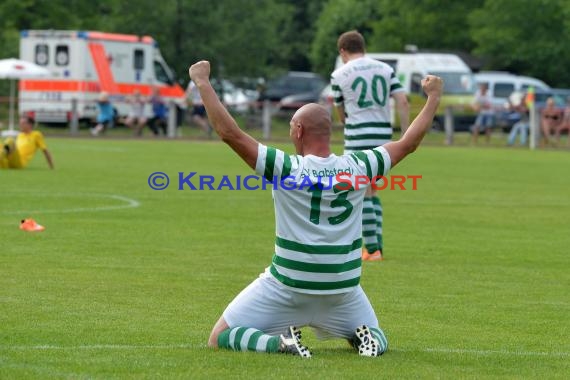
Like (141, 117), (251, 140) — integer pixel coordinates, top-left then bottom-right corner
(19, 30), (187, 124)
(326, 53), (476, 129)
(474, 71), (550, 108)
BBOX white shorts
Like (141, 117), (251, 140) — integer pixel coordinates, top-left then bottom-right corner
(223, 271), (380, 339)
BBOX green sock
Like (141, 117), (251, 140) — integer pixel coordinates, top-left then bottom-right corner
(217, 327), (280, 353)
(372, 196), (383, 251)
(363, 197), (379, 252)
(369, 326), (388, 354)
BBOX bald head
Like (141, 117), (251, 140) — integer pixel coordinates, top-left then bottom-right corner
(292, 103), (332, 137)
(289, 103), (332, 156)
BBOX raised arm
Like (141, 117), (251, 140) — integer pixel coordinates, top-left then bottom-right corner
(189, 61), (259, 169)
(383, 75), (443, 168)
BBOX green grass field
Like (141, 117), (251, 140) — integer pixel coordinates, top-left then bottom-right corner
(1, 135), (569, 379)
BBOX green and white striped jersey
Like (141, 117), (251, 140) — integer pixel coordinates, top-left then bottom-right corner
(331, 56), (404, 152)
(255, 143), (391, 294)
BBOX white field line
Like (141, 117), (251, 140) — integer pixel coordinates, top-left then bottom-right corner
(1, 193), (140, 215)
(62, 145), (127, 152)
(0, 344), (567, 358)
(392, 347), (570, 358)
(0, 344), (196, 350)
(392, 199), (570, 208)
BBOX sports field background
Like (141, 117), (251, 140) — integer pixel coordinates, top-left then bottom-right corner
(1, 134), (569, 378)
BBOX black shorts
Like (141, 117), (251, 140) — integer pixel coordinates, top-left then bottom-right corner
(192, 105), (206, 117)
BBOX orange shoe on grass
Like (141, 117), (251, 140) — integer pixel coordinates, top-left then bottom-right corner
(362, 248), (383, 261)
(20, 218), (45, 232)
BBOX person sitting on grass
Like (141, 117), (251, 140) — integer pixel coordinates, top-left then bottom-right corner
(1, 115), (54, 169)
(189, 60), (443, 358)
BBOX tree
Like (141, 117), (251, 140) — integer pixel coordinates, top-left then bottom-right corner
(469, 0), (570, 86)
(310, 0), (378, 77)
(276, 0), (327, 71)
(200, 0), (293, 78)
(368, 0), (482, 53)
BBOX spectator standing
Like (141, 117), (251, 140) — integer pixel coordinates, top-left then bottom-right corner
(471, 83), (495, 145)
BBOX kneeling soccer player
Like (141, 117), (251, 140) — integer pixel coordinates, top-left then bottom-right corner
(188, 60), (442, 357)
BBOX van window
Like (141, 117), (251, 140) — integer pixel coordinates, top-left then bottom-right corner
(411, 73), (423, 94)
(494, 83), (515, 98)
(134, 49), (144, 70)
(154, 61), (172, 84)
(55, 45), (69, 66)
(35, 44), (49, 66)
(432, 72), (475, 94)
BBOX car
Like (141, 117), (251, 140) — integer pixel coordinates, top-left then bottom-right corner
(319, 84), (334, 113)
(259, 71), (327, 110)
(474, 71), (550, 108)
(211, 78), (255, 114)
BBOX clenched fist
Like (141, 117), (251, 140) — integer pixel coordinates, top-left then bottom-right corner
(189, 61), (211, 85)
(421, 75), (443, 98)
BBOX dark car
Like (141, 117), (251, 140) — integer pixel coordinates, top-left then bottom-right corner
(259, 71), (327, 110)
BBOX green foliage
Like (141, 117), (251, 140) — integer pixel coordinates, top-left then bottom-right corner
(368, 0), (483, 52)
(469, 0), (570, 86)
(275, 0), (328, 71)
(310, 0), (379, 76)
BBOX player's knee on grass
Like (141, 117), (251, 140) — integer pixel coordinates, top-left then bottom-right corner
(208, 331), (219, 348)
(208, 316), (230, 348)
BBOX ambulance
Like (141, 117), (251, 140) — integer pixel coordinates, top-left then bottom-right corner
(18, 30), (187, 124)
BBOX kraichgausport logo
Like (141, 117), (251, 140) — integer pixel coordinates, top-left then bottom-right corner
(148, 172), (422, 191)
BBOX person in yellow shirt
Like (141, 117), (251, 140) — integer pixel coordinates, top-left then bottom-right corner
(0, 116), (54, 169)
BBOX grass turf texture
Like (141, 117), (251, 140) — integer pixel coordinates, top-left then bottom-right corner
(1, 137), (569, 379)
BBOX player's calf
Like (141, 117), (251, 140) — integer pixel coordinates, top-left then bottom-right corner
(215, 325), (311, 358)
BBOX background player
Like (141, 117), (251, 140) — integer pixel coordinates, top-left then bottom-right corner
(331, 30), (409, 261)
(1, 115), (54, 170)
